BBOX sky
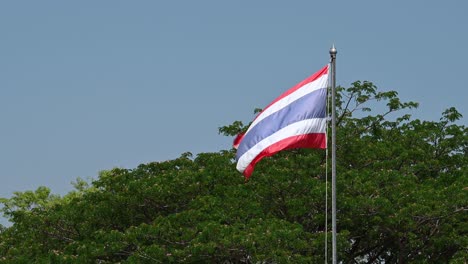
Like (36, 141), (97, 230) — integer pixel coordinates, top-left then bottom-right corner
(0, 1), (466, 225)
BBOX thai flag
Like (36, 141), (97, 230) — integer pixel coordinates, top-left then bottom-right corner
(236, 65), (329, 179)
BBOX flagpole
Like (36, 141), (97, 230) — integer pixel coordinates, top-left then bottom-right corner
(329, 44), (337, 264)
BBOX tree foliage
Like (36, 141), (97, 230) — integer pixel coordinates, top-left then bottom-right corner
(1, 81), (466, 263)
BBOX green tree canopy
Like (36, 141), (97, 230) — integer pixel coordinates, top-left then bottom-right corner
(1, 81), (466, 263)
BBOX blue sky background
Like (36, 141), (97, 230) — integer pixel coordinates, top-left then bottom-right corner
(1, 1), (466, 225)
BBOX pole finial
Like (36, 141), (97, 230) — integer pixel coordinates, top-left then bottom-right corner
(329, 44), (337, 56)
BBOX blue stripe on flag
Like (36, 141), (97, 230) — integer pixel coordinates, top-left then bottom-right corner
(236, 87), (327, 160)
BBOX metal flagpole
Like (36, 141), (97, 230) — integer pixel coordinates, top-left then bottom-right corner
(329, 44), (337, 264)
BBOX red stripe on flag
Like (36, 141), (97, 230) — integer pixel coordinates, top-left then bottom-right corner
(243, 133), (326, 179)
(233, 132), (245, 149)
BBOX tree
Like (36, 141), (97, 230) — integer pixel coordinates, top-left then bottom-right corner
(1, 81), (466, 263)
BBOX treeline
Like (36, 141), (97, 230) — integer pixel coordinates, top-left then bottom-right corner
(1, 82), (466, 263)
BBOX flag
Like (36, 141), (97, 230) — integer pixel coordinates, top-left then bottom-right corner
(236, 65), (329, 179)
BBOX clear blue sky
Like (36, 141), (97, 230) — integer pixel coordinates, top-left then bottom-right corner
(1, 1), (466, 224)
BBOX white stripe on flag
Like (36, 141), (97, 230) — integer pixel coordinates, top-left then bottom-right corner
(237, 117), (327, 173)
